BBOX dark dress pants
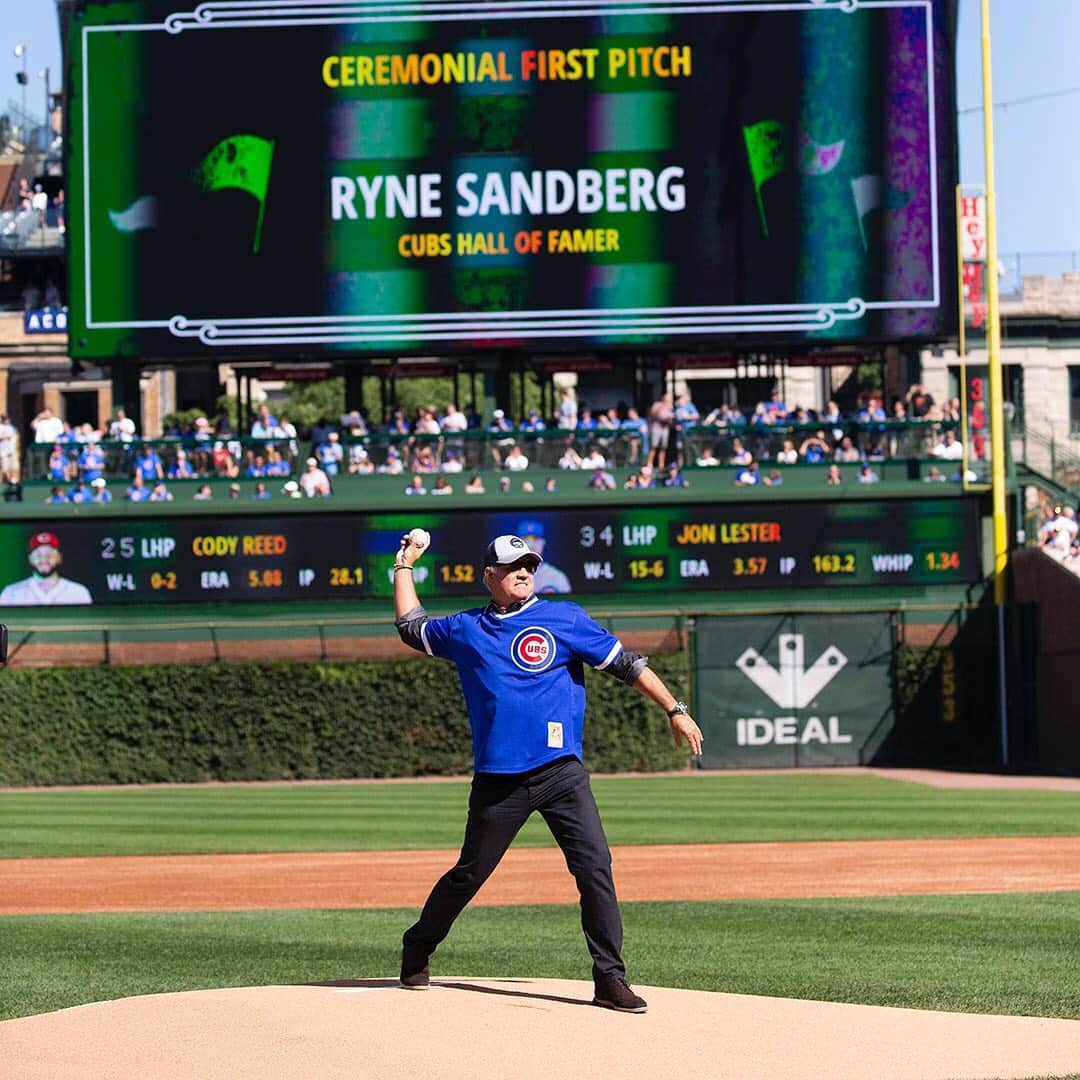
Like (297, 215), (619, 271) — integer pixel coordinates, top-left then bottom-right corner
(403, 755), (625, 982)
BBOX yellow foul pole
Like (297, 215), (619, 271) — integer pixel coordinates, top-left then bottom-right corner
(980, 0), (1008, 603)
(980, 0), (1009, 762)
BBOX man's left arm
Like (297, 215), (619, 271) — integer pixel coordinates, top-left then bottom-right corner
(601, 647), (703, 756)
(628, 661), (703, 756)
(574, 608), (703, 755)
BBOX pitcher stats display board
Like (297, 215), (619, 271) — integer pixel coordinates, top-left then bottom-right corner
(67, 0), (958, 357)
(0, 499), (979, 606)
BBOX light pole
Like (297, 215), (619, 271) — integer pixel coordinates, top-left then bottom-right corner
(37, 68), (51, 151)
(13, 44), (28, 146)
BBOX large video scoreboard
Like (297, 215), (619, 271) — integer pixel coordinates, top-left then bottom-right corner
(67, 0), (958, 357)
(0, 499), (981, 607)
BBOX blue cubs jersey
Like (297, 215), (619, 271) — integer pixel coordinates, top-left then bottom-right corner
(418, 595), (623, 774)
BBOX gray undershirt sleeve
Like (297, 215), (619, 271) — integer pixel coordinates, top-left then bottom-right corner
(395, 604), (429, 654)
(605, 649), (649, 686)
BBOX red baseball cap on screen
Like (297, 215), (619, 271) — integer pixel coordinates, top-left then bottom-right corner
(28, 531), (61, 552)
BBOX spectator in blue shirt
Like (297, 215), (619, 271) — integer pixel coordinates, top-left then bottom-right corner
(674, 392), (700, 430)
(857, 396), (887, 424)
(386, 410), (411, 437)
(799, 431), (831, 463)
(168, 449), (196, 480)
(728, 438), (752, 466)
(488, 409), (514, 437)
(265, 447), (290, 477)
(250, 403), (280, 440)
(46, 484), (69, 504)
(519, 408), (546, 432)
(317, 432), (344, 476)
(77, 441), (106, 483)
(734, 460), (763, 486)
(135, 445), (164, 481)
(764, 389), (788, 420)
(245, 453), (268, 478)
(253, 480), (272, 499)
(149, 481), (174, 502)
(126, 474), (152, 501)
(672, 393), (699, 466)
(620, 407), (649, 465)
(663, 463), (690, 488)
(69, 478), (93, 503)
(576, 408), (598, 433)
(90, 477), (112, 502)
(488, 409), (516, 466)
(48, 444), (69, 483)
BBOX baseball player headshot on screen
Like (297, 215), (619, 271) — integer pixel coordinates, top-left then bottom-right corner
(0, 532), (92, 606)
(393, 528), (703, 1013)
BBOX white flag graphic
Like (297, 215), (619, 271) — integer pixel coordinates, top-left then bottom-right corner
(108, 195), (160, 233)
(851, 175), (882, 250)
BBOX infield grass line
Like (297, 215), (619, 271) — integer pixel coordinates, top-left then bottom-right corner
(2, 774), (1079, 858)
(2, 893), (1079, 1022)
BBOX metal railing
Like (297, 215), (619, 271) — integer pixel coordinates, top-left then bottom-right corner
(21, 420), (966, 483)
(999, 251), (1080, 298)
(1015, 424), (1080, 498)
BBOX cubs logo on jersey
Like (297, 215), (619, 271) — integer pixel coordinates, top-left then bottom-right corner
(510, 626), (557, 673)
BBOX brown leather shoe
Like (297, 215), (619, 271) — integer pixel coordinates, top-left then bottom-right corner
(592, 977), (647, 1013)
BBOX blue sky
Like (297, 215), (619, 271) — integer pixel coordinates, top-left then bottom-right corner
(7, 0), (1080, 261)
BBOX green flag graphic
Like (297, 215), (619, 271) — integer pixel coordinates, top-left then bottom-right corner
(742, 120), (786, 238)
(196, 134), (274, 253)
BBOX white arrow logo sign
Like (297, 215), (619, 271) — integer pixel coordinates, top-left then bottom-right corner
(735, 633), (847, 709)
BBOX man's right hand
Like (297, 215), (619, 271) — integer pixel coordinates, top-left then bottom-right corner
(397, 529), (425, 570)
(396, 528), (431, 569)
(393, 532), (428, 618)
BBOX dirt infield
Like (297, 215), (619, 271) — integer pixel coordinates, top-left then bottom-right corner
(5, 979), (1080, 1080)
(3, 836), (1080, 915)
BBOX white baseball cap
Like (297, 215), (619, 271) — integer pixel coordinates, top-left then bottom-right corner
(484, 534), (542, 568)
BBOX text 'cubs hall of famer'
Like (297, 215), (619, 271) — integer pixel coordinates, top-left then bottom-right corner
(393, 528), (703, 1014)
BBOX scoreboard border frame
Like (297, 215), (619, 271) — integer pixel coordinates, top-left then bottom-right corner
(77, 0), (942, 349)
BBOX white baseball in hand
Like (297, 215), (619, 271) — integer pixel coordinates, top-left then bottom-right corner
(407, 528), (431, 552)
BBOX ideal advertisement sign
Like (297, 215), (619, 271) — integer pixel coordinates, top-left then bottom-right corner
(693, 613), (894, 768)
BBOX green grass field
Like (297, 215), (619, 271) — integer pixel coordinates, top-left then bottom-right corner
(3, 773), (1080, 857)
(1, 773), (1078, 1023)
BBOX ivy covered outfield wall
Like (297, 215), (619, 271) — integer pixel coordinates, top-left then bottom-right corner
(0, 654), (690, 786)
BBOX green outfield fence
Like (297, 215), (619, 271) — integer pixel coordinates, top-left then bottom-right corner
(0, 596), (998, 771)
(0, 599), (996, 783)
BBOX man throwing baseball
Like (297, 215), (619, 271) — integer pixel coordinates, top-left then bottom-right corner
(393, 529), (703, 1013)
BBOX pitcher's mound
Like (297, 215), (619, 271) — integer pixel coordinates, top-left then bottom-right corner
(4, 978), (1079, 1080)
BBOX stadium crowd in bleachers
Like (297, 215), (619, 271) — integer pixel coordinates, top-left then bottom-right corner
(12, 383), (986, 504)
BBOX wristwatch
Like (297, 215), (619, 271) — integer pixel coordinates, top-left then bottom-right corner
(666, 700), (690, 718)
